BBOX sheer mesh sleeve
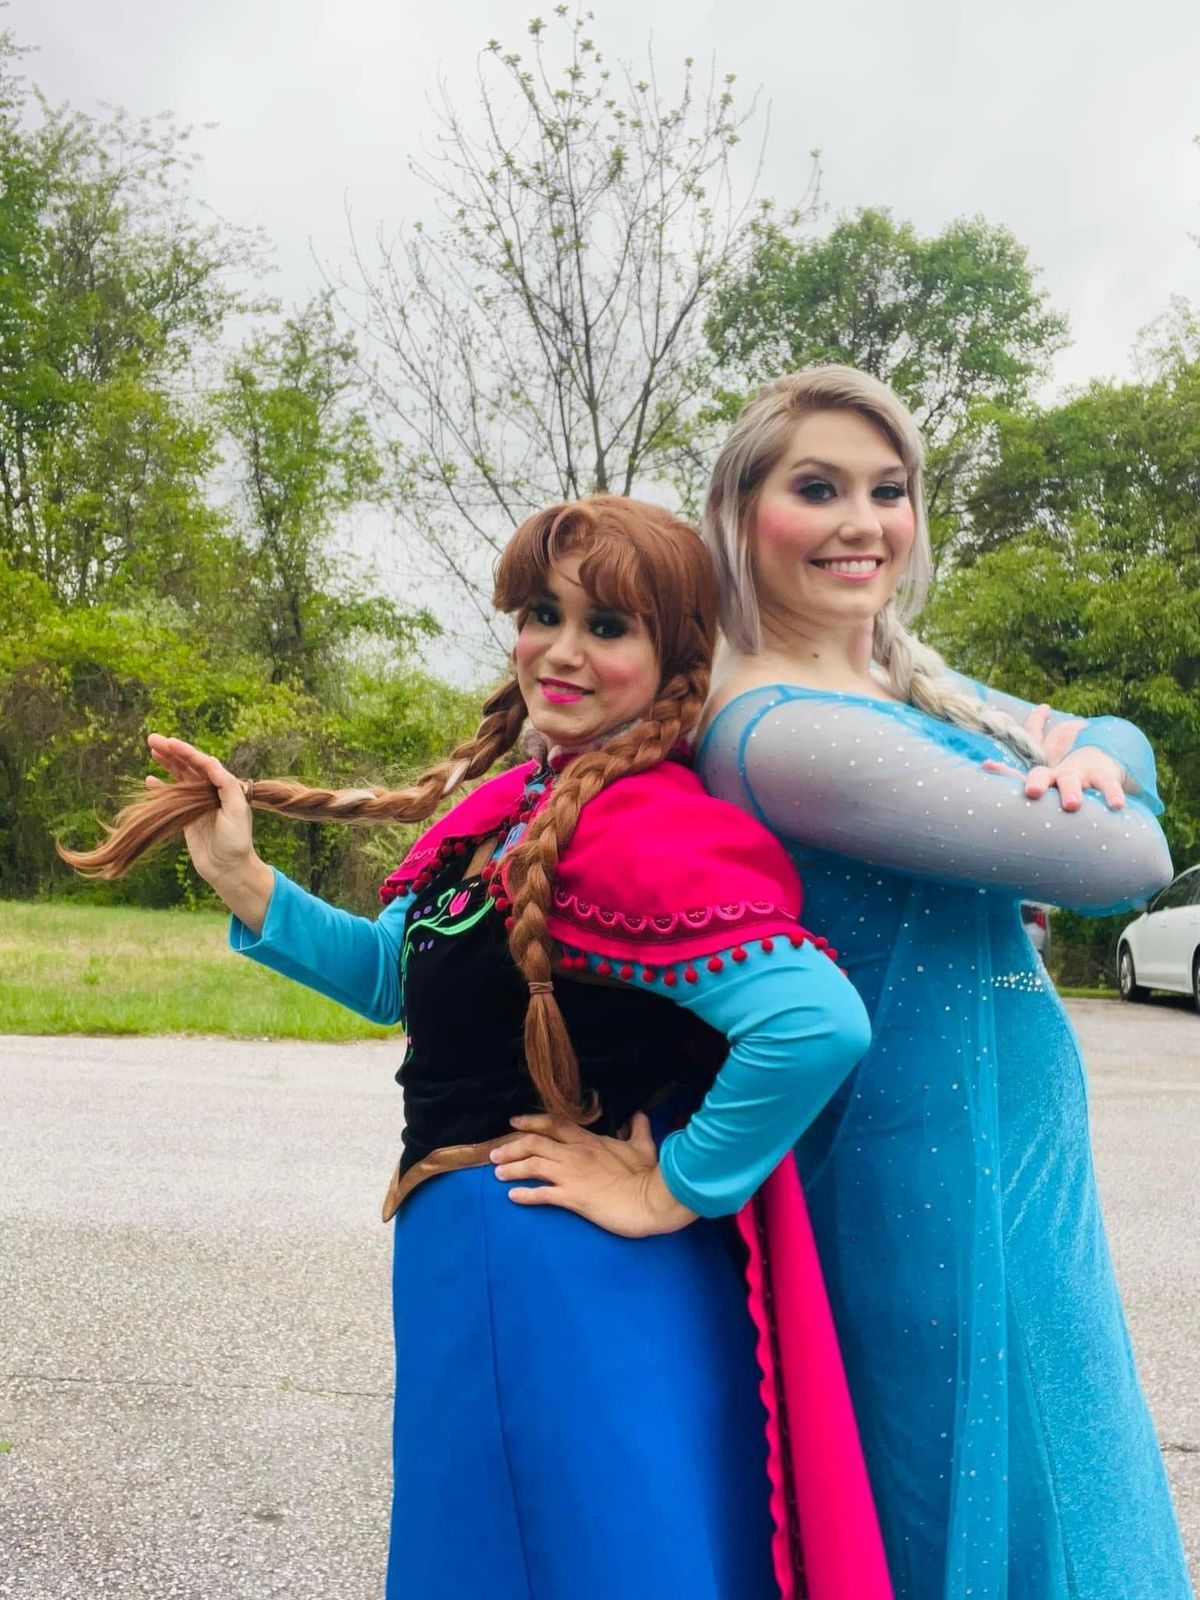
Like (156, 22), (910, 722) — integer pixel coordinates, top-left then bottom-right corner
(700, 688), (1173, 914)
(947, 671), (1162, 811)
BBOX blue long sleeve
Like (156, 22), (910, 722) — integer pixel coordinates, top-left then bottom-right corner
(611, 944), (870, 1219)
(229, 869), (412, 1026)
(1064, 715), (1161, 811)
(950, 671), (1163, 813)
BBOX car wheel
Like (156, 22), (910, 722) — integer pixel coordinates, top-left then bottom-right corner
(1193, 952), (1200, 1014)
(1118, 944), (1148, 1002)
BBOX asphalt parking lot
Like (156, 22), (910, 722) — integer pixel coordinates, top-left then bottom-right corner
(1, 997), (1197, 1599)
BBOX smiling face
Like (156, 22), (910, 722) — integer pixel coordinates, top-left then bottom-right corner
(751, 408), (917, 641)
(513, 550), (660, 747)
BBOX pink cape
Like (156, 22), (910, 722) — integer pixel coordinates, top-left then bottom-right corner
(383, 759), (893, 1598)
(382, 759), (807, 963)
(739, 1161), (893, 1599)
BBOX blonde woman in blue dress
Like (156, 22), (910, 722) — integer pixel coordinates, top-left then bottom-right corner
(689, 366), (1192, 1599)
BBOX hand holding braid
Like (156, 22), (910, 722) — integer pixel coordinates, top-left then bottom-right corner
(140, 735), (260, 889)
(58, 678), (528, 882)
(501, 665), (707, 1123)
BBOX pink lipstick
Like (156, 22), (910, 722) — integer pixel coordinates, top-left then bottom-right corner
(540, 679), (589, 704)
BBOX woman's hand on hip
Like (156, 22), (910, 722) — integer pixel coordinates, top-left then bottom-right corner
(490, 1113), (697, 1238)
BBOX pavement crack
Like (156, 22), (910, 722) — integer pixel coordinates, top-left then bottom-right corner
(2, 1371), (391, 1400)
(1162, 1441), (1199, 1455)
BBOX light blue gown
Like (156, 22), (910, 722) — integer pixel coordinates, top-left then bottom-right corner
(697, 683), (1193, 1600)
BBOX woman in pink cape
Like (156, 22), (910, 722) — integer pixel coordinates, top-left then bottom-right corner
(64, 495), (888, 1600)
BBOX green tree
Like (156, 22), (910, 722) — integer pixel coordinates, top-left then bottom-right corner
(923, 364), (1200, 868)
(0, 29), (260, 607)
(216, 295), (435, 695)
(212, 297), (445, 896)
(0, 550), (475, 907)
(0, 31), (467, 908)
(0, 558), (253, 900)
(702, 207), (1068, 562)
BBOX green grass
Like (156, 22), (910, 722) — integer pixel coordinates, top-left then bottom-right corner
(1, 901), (1126, 1040)
(0, 901), (397, 1040)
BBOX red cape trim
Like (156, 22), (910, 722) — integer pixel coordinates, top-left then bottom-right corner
(379, 764), (534, 904)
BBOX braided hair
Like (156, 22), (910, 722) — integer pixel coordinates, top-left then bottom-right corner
(486, 496), (716, 1119)
(58, 678), (530, 872)
(60, 495), (719, 1123)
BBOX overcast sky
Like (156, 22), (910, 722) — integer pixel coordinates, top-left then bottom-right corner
(8, 0), (1198, 672)
(11, 0), (1198, 393)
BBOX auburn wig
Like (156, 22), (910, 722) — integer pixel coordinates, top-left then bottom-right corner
(61, 495), (719, 1121)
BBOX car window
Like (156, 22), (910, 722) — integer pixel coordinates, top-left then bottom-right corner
(1185, 871), (1200, 908)
(1150, 872), (1198, 913)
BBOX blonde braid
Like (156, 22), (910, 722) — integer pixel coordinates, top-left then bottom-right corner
(502, 665), (708, 1122)
(59, 679), (529, 880)
(873, 605), (1046, 766)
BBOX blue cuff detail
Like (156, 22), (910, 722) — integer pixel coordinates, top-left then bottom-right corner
(1068, 716), (1163, 814)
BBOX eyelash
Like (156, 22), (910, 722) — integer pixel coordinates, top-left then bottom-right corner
(527, 603), (628, 639)
(793, 479), (908, 504)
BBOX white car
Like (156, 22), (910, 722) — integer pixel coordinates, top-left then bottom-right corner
(1116, 865), (1200, 1010)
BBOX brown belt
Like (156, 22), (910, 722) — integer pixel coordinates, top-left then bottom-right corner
(380, 1135), (515, 1222)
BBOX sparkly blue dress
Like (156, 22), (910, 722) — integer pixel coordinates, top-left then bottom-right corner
(697, 683), (1193, 1600)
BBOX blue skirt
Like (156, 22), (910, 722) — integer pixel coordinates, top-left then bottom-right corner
(386, 1166), (778, 1600)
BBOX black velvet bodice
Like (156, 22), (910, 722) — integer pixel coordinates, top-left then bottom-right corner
(396, 862), (719, 1173)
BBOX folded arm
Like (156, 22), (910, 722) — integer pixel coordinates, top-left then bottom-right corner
(703, 689), (1172, 914)
(949, 671), (1162, 810)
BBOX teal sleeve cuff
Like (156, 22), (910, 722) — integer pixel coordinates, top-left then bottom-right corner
(649, 943), (870, 1218)
(229, 868), (411, 1025)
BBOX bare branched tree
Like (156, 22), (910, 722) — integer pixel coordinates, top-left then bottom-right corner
(338, 8), (817, 660)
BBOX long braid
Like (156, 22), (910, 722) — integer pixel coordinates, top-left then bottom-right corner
(502, 662), (708, 1122)
(873, 605), (1047, 766)
(58, 678), (529, 879)
(63, 490), (720, 1136)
